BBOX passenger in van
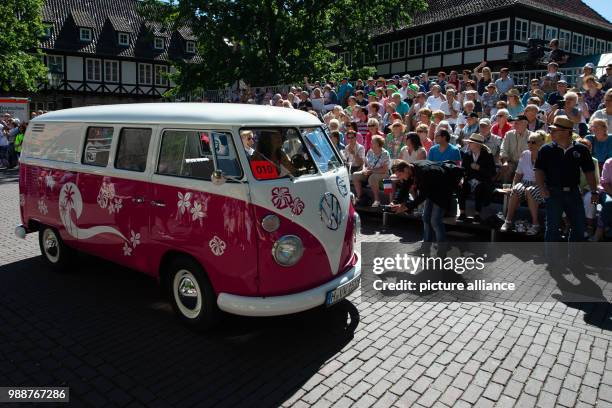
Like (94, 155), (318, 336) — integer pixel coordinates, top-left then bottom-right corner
(240, 130), (255, 157)
(251, 130), (297, 177)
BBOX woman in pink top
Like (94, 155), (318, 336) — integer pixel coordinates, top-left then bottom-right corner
(592, 157), (612, 241)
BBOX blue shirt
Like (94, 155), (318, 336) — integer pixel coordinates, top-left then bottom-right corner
(495, 77), (515, 94)
(586, 134), (612, 164)
(427, 143), (461, 162)
(338, 83), (354, 101)
(396, 101), (409, 117)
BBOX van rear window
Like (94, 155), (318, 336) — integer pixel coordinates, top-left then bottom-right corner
(82, 127), (114, 167)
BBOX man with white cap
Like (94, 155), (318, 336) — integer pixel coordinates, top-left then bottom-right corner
(535, 115), (598, 241)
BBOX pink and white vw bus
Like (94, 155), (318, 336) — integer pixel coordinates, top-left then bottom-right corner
(16, 103), (360, 329)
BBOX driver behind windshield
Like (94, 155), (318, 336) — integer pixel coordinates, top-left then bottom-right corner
(250, 130), (297, 177)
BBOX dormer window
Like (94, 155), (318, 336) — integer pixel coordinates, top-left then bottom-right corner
(118, 32), (129, 46)
(185, 40), (195, 53)
(43, 24), (53, 38)
(154, 37), (165, 50)
(80, 27), (92, 42)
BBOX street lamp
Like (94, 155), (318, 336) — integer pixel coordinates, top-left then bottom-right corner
(47, 62), (62, 111)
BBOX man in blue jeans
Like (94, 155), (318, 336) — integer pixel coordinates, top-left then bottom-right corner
(389, 160), (462, 242)
(535, 116), (599, 241)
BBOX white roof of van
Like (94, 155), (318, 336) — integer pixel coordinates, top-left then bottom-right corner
(33, 103), (323, 127)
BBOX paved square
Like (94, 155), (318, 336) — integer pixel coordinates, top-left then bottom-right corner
(0, 169), (611, 407)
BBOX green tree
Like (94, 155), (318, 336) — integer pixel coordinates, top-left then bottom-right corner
(0, 0), (48, 93)
(139, 0), (427, 93)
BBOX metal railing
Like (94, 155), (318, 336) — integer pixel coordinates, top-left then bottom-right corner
(174, 66), (605, 103)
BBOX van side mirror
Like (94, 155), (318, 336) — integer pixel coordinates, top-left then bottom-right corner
(211, 170), (226, 186)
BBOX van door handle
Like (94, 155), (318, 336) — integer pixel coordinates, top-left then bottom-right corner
(132, 197), (145, 204)
(151, 200), (166, 208)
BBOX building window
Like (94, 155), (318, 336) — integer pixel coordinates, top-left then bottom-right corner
(529, 22), (543, 40)
(47, 55), (64, 73)
(559, 30), (571, 51)
(185, 41), (196, 53)
(444, 28), (462, 51)
(138, 63), (152, 85)
(339, 51), (351, 66)
(607, 42), (612, 53)
(391, 40), (406, 59)
(408, 36), (423, 56)
(514, 18), (529, 43)
(584, 36), (595, 55)
(154, 37), (165, 50)
(489, 19), (509, 43)
(43, 24), (53, 38)
(571, 33), (583, 55)
(544, 26), (558, 41)
(79, 27), (92, 42)
(104, 60), (119, 83)
(465, 23), (485, 47)
(376, 43), (390, 61)
(595, 39), (606, 54)
(425, 32), (441, 54)
(86, 58), (101, 82)
(118, 32), (129, 46)
(155, 65), (169, 86)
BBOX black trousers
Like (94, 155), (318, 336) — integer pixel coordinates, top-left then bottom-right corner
(459, 179), (493, 212)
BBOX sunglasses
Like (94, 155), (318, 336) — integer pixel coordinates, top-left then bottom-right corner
(527, 140), (538, 145)
(416, 130), (427, 133)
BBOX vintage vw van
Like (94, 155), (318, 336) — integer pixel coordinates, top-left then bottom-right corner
(16, 103), (360, 329)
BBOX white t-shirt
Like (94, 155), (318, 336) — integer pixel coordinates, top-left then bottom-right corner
(516, 150), (536, 182)
(426, 95), (443, 111)
(440, 100), (461, 125)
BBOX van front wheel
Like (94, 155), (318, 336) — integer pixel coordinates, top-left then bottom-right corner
(167, 257), (219, 330)
(38, 227), (74, 271)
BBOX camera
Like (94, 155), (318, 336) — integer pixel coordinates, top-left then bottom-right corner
(381, 205), (395, 213)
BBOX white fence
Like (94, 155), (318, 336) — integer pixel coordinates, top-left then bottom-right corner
(174, 66), (604, 103)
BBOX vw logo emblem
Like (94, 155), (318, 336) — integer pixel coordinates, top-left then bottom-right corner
(320, 192), (342, 230)
(336, 176), (348, 197)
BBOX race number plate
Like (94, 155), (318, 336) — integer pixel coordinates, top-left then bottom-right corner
(325, 276), (360, 307)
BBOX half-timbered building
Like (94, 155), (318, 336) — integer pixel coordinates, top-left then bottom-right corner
(339, 0), (612, 77)
(28, 0), (199, 111)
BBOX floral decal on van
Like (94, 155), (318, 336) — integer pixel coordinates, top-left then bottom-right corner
(37, 198), (48, 215)
(271, 187), (305, 216)
(176, 191), (209, 225)
(97, 181), (123, 215)
(209, 236), (226, 256)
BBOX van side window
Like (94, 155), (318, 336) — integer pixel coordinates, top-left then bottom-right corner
(157, 130), (215, 180)
(82, 127), (114, 167)
(115, 128), (152, 172)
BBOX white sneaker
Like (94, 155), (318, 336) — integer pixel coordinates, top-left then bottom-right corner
(526, 224), (540, 236)
(500, 221), (512, 232)
(371, 201), (380, 208)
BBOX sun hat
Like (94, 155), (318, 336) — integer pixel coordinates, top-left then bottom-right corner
(549, 115), (574, 130)
(509, 114), (529, 122)
(582, 75), (602, 90)
(479, 118), (491, 126)
(392, 92), (402, 98)
(408, 84), (419, 92)
(464, 133), (491, 152)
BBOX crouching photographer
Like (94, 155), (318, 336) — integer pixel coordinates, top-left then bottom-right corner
(386, 160), (464, 243)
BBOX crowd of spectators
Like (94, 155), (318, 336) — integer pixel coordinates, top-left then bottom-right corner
(231, 57), (612, 242)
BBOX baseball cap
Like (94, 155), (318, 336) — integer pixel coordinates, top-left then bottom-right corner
(479, 118), (491, 126)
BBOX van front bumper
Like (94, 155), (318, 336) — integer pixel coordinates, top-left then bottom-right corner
(216, 253), (361, 317)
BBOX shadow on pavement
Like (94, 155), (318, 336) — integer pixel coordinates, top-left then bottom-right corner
(0, 255), (359, 407)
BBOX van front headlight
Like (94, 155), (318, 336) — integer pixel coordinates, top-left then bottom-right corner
(272, 235), (304, 267)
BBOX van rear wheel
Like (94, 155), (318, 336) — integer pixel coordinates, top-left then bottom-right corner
(167, 257), (219, 331)
(38, 226), (74, 271)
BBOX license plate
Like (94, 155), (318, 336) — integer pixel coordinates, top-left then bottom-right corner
(325, 276), (360, 307)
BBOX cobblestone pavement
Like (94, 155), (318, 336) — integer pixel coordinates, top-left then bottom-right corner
(0, 168), (611, 408)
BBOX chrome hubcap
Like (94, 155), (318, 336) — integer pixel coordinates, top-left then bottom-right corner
(43, 229), (60, 263)
(173, 269), (202, 319)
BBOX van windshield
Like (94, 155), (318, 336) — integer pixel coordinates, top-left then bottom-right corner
(241, 127), (342, 180)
